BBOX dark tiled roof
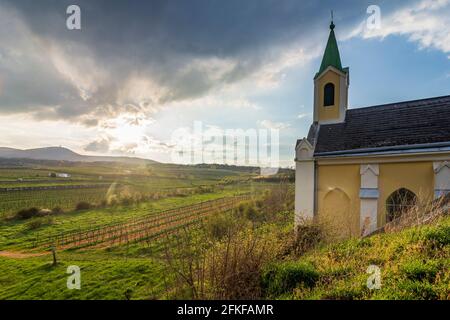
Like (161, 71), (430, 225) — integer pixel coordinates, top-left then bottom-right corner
(314, 95), (450, 155)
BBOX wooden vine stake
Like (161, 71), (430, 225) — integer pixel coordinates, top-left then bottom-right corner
(51, 245), (58, 266)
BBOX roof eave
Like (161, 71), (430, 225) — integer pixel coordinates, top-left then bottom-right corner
(314, 65), (348, 80)
(314, 141), (450, 158)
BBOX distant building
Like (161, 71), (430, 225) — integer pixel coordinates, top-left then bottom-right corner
(49, 172), (71, 178)
(295, 21), (450, 237)
(57, 173), (71, 178)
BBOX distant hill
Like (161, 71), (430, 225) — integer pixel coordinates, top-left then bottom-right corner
(0, 147), (158, 164)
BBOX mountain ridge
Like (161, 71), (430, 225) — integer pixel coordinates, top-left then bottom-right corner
(0, 146), (158, 164)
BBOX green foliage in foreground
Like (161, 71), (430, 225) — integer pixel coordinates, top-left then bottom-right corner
(0, 251), (167, 300)
(263, 217), (450, 300)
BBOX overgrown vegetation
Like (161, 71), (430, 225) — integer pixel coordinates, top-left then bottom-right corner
(161, 182), (295, 299)
(161, 188), (449, 300)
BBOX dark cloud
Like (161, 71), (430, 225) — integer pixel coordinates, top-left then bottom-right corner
(0, 0), (412, 123)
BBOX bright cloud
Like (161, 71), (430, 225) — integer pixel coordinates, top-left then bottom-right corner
(258, 120), (291, 130)
(351, 0), (450, 57)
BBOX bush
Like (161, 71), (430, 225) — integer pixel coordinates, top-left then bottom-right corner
(99, 200), (108, 208)
(163, 227), (284, 299)
(261, 262), (319, 296)
(51, 207), (64, 215)
(291, 222), (325, 255)
(120, 196), (135, 206)
(401, 260), (440, 282)
(396, 280), (439, 300)
(204, 213), (239, 240)
(26, 219), (43, 230)
(25, 216), (54, 230)
(75, 201), (92, 211)
(423, 225), (450, 247)
(235, 201), (264, 223)
(15, 207), (40, 220)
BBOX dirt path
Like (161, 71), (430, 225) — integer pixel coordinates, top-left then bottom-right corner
(0, 250), (49, 259)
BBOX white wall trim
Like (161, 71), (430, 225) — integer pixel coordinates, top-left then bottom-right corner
(295, 138), (315, 225)
(360, 164), (379, 236)
(433, 161), (450, 199)
(315, 65), (347, 80)
(295, 138), (314, 161)
(295, 160), (315, 224)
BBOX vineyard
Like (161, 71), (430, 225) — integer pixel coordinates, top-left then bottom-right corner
(26, 195), (250, 251)
(0, 187), (111, 216)
(0, 160), (295, 300)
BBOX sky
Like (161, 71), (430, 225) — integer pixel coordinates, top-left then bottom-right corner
(0, 0), (449, 167)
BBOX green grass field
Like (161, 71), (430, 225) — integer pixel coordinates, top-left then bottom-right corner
(0, 160), (285, 299)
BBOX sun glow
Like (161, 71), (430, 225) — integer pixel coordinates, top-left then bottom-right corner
(100, 114), (155, 155)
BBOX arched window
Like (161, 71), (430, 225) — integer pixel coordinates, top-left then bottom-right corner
(386, 188), (417, 222)
(324, 83), (335, 106)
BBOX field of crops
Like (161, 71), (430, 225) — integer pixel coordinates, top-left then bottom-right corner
(0, 187), (112, 215)
(0, 159), (293, 300)
(30, 195), (250, 250)
(0, 161), (260, 218)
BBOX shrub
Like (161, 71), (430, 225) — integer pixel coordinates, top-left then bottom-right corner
(109, 198), (118, 206)
(204, 213), (238, 240)
(75, 201), (92, 211)
(163, 226), (284, 299)
(120, 196), (135, 206)
(25, 216), (54, 230)
(401, 260), (440, 282)
(291, 222), (325, 255)
(15, 207), (40, 220)
(99, 200), (108, 208)
(396, 280), (439, 300)
(423, 225), (450, 247)
(26, 218), (43, 230)
(235, 201), (264, 223)
(261, 262), (319, 297)
(51, 207), (64, 215)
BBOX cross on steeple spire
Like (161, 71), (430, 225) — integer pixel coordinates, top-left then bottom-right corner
(330, 10), (335, 30)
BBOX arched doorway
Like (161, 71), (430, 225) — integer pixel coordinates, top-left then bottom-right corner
(386, 188), (417, 222)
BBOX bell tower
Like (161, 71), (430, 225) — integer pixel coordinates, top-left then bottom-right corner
(313, 18), (349, 124)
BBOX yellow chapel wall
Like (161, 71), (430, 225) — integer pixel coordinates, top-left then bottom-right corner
(377, 161), (434, 226)
(317, 70), (341, 122)
(316, 163), (360, 238)
(316, 160), (435, 238)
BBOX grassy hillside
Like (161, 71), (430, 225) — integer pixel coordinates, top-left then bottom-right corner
(262, 216), (449, 300)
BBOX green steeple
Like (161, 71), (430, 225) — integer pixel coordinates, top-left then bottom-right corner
(317, 20), (343, 76)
